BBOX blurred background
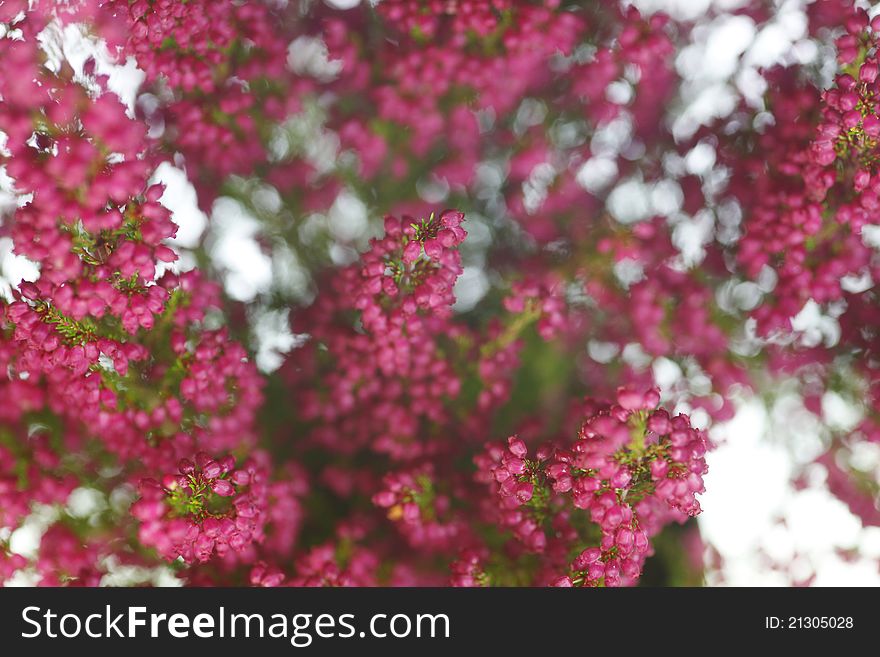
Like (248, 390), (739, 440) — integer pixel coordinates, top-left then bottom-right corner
(2, 0), (880, 585)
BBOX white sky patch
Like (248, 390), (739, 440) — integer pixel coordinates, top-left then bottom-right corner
(588, 340), (621, 364)
(630, 0), (752, 21)
(590, 115), (633, 157)
(651, 179), (683, 216)
(673, 83), (740, 139)
(744, 6), (808, 69)
(208, 198), (273, 302)
(53, 22), (145, 114)
(791, 300), (841, 348)
(453, 267), (490, 313)
(607, 179), (652, 224)
(272, 243), (313, 303)
(67, 487), (107, 520)
(613, 257), (645, 287)
(840, 270), (873, 294)
(861, 224), (880, 249)
(701, 390), (880, 585)
(324, 0), (361, 8)
(522, 162), (557, 214)
(576, 157), (618, 194)
(821, 392), (863, 434)
(288, 35), (343, 81)
(0, 237), (40, 302)
(328, 190), (368, 243)
(653, 356), (684, 390)
(685, 142), (717, 176)
(679, 14), (756, 82)
(673, 209), (715, 265)
(152, 163), (208, 249)
(252, 307), (298, 373)
(514, 98), (548, 135)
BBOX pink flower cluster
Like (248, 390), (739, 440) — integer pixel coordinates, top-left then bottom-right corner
(102, 0), (306, 206)
(0, 432), (78, 532)
(132, 453), (268, 563)
(287, 543), (379, 588)
(285, 211), (467, 460)
(475, 388), (708, 586)
(0, 2), (294, 584)
(377, 0), (513, 42)
(324, 1), (583, 188)
(372, 465), (467, 551)
(723, 10), (880, 334)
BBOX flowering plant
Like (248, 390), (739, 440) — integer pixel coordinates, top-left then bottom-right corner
(0, 0), (878, 587)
